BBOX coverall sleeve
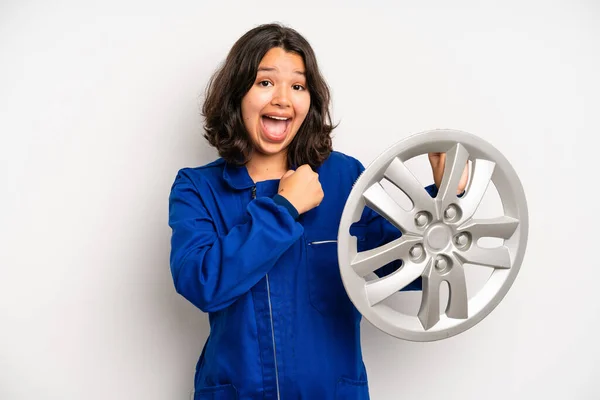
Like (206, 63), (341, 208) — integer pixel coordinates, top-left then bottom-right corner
(168, 170), (304, 312)
(351, 160), (439, 291)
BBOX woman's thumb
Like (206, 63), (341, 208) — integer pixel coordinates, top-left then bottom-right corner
(282, 170), (295, 179)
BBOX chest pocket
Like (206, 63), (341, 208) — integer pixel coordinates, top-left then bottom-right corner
(306, 227), (363, 317)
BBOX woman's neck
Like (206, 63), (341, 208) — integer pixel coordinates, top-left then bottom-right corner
(246, 151), (288, 182)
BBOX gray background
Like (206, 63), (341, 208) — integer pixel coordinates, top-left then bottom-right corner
(1, 0), (598, 399)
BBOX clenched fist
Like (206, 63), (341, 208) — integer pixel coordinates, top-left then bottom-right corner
(278, 165), (324, 215)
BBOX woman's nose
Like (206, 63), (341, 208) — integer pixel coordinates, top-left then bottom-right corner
(271, 86), (291, 108)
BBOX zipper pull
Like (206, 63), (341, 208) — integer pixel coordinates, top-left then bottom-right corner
(251, 186), (256, 199)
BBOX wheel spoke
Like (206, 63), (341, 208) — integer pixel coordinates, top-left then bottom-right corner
(351, 235), (422, 277)
(445, 254), (468, 319)
(418, 257), (469, 330)
(384, 157), (436, 215)
(363, 183), (419, 235)
(417, 260), (440, 330)
(437, 143), (470, 214)
(454, 245), (511, 269)
(457, 159), (495, 222)
(365, 259), (427, 306)
(458, 216), (519, 239)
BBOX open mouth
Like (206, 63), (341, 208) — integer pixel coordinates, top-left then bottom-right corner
(261, 114), (292, 142)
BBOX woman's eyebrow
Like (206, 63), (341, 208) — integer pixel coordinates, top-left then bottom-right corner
(257, 66), (305, 76)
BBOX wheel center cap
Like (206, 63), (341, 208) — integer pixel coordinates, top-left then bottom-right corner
(425, 224), (451, 250)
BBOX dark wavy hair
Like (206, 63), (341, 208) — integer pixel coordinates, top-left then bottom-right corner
(202, 23), (335, 168)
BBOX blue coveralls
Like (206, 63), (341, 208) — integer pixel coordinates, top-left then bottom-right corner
(168, 151), (435, 399)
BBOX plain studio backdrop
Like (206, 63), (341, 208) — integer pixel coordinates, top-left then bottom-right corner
(1, 1), (598, 399)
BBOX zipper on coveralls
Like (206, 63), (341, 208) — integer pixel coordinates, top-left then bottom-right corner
(266, 274), (281, 400)
(253, 185), (281, 400)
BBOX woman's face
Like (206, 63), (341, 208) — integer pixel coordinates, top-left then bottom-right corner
(241, 47), (311, 160)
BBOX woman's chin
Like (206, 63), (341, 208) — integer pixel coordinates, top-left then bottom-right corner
(256, 142), (287, 156)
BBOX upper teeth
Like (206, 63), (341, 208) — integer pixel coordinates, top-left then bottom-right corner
(265, 115), (289, 121)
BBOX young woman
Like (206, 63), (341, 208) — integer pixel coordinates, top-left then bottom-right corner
(169, 23), (467, 400)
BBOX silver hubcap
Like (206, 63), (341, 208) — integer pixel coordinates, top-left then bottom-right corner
(337, 129), (529, 341)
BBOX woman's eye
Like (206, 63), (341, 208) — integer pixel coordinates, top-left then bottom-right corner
(292, 84), (306, 91)
(258, 80), (273, 87)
